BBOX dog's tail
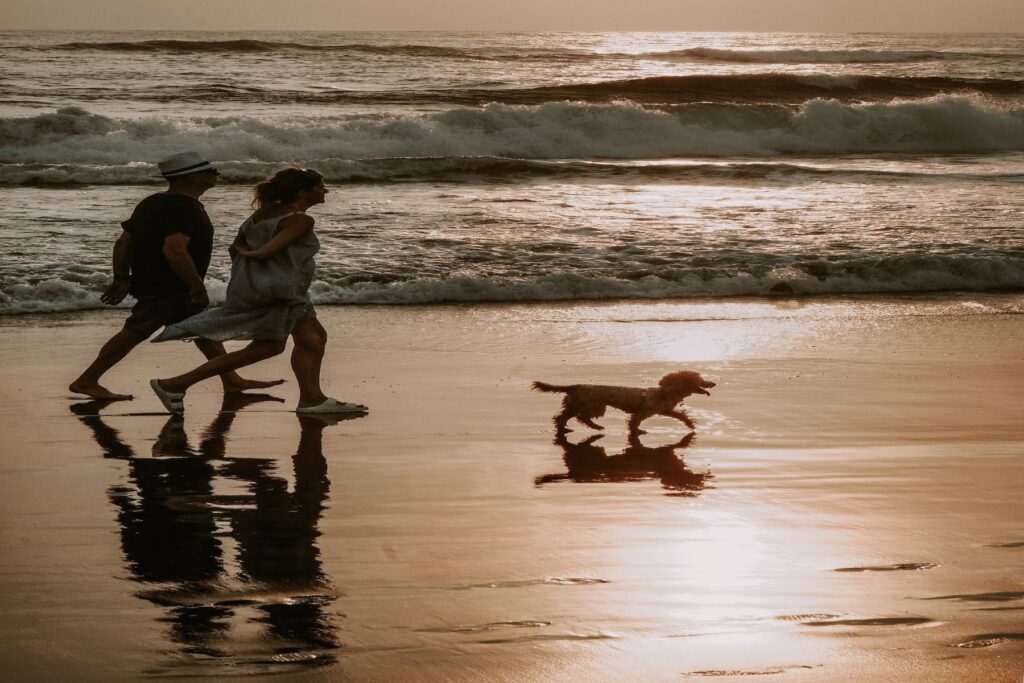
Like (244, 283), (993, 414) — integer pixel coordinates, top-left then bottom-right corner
(531, 381), (571, 394)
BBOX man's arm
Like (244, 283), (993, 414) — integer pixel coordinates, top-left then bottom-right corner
(162, 233), (209, 307)
(100, 231), (133, 305)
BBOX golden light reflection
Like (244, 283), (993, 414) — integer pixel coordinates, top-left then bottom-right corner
(669, 519), (764, 595)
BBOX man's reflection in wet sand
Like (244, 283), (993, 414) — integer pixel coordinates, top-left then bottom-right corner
(535, 432), (712, 495)
(70, 397), (363, 668)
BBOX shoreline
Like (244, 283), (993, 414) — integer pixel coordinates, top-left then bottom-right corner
(3, 289), (1023, 323)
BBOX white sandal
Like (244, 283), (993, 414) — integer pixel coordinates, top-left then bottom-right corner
(296, 398), (367, 414)
(150, 379), (185, 415)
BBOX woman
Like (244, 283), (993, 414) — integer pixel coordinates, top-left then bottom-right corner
(150, 168), (366, 415)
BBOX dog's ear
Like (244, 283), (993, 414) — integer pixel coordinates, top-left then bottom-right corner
(658, 371), (699, 388)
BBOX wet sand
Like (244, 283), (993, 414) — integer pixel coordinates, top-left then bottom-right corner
(1, 295), (1022, 682)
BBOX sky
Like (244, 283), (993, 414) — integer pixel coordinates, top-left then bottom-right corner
(2, 0), (1023, 32)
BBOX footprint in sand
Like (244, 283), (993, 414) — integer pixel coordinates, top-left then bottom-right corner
(926, 591), (1024, 603)
(416, 620), (551, 633)
(802, 617), (936, 627)
(952, 633), (1024, 648)
(476, 633), (614, 644)
(452, 577), (610, 590)
(683, 665), (820, 677)
(833, 562), (938, 572)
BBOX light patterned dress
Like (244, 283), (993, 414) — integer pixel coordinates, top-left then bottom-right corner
(156, 211), (318, 342)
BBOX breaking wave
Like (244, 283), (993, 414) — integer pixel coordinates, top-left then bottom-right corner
(493, 75), (1024, 105)
(16, 74), (1022, 106)
(650, 47), (1017, 64)
(46, 39), (580, 61)
(4, 157), (1022, 187)
(4, 254), (1023, 314)
(2, 99), (1023, 185)
(43, 41), (1021, 68)
(53, 39), (480, 58)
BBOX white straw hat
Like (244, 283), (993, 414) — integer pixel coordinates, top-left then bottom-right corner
(153, 151), (217, 178)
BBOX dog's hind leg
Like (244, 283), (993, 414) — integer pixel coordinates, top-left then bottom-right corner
(575, 403), (605, 430)
(553, 402), (575, 434)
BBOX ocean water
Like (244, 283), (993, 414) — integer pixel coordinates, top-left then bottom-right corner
(1, 31), (1023, 313)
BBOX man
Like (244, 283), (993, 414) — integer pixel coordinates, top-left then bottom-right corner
(69, 151), (281, 400)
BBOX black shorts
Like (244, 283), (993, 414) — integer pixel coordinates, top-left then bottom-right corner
(123, 293), (206, 337)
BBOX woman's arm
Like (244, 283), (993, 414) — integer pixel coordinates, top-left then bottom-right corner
(235, 214), (314, 260)
(228, 227), (248, 260)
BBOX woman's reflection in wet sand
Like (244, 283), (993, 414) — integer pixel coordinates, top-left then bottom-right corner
(69, 396), (363, 670)
(535, 432), (713, 495)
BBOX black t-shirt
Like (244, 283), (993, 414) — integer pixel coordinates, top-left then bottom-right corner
(122, 193), (215, 297)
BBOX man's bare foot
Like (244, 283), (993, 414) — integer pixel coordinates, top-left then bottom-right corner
(69, 381), (133, 401)
(222, 378), (285, 394)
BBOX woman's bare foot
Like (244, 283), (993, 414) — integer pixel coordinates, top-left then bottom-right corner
(222, 377), (286, 393)
(68, 381), (133, 401)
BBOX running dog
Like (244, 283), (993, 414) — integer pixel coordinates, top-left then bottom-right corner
(532, 370), (715, 435)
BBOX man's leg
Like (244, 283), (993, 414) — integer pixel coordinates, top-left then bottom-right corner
(192, 338), (286, 393)
(69, 328), (148, 400)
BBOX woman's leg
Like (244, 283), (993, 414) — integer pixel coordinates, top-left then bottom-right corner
(193, 338), (285, 393)
(290, 317), (329, 408)
(156, 339), (287, 394)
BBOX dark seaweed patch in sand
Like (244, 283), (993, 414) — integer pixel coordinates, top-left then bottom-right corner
(684, 666), (819, 677)
(926, 591), (1024, 603)
(212, 598), (262, 607)
(417, 620), (551, 633)
(803, 617), (935, 627)
(453, 577), (609, 590)
(833, 562), (938, 572)
(249, 652), (334, 666)
(953, 633), (1024, 648)
(987, 541), (1024, 548)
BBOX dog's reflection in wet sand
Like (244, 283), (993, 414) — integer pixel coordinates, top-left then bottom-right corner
(535, 432), (713, 496)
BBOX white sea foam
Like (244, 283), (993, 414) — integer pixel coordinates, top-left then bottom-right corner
(2, 97), (1022, 185)
(4, 255), (1021, 315)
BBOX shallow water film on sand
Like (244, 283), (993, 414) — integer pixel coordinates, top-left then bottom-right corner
(0, 30), (1022, 682)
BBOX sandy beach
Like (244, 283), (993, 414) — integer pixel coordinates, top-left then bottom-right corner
(0, 294), (1021, 681)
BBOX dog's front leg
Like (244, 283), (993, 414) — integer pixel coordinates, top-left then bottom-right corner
(627, 414), (648, 435)
(664, 409), (695, 430)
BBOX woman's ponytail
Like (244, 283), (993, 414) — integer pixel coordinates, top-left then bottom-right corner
(252, 167), (324, 208)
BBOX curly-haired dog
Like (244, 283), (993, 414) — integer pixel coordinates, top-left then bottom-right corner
(532, 370), (715, 435)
